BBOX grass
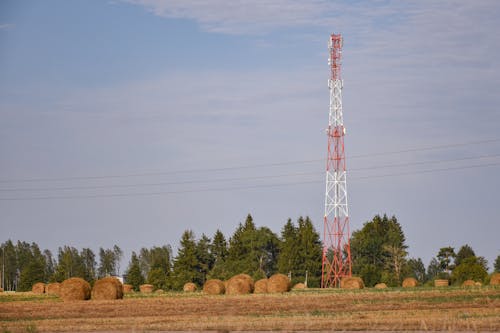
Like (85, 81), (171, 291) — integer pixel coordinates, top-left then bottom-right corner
(0, 287), (499, 332)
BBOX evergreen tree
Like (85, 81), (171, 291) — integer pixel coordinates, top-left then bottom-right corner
(54, 246), (85, 281)
(454, 244), (475, 267)
(208, 229), (228, 279)
(225, 214), (279, 279)
(196, 234), (214, 285)
(494, 255), (500, 273)
(125, 252), (144, 290)
(98, 247), (118, 277)
(171, 230), (200, 290)
(437, 246), (456, 278)
(1, 240), (17, 291)
(295, 217), (322, 287)
(18, 243), (46, 291)
(350, 214), (408, 286)
(80, 248), (96, 283)
(43, 249), (56, 282)
(278, 219), (299, 275)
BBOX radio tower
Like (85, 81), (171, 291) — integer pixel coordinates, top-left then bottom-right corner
(321, 33), (352, 288)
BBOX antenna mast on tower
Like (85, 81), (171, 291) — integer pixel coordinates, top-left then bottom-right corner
(321, 33), (352, 288)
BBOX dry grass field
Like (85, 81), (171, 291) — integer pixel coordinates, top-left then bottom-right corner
(1, 287), (499, 332)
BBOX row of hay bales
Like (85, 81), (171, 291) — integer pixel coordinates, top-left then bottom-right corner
(341, 273), (500, 289)
(31, 277), (123, 301)
(184, 273), (302, 295)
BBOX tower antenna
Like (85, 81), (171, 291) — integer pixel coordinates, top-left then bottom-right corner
(321, 33), (352, 288)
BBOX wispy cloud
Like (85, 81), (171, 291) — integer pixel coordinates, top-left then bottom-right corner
(0, 23), (14, 30)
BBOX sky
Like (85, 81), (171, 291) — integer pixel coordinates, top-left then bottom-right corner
(1, 0), (499, 273)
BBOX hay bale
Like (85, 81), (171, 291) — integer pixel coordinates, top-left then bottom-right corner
(183, 282), (197, 292)
(226, 274), (254, 295)
(374, 283), (387, 289)
(154, 289), (164, 294)
(341, 276), (365, 289)
(462, 280), (475, 287)
(203, 279), (226, 295)
(434, 279), (448, 287)
(475, 281), (482, 287)
(91, 277), (123, 300)
(60, 278), (91, 301)
(292, 282), (306, 290)
(254, 279), (268, 294)
(267, 274), (291, 293)
(490, 273), (500, 286)
(0, 287), (3, 292)
(139, 284), (154, 293)
(122, 284), (133, 293)
(32, 282), (45, 294)
(46, 282), (61, 296)
(402, 277), (418, 288)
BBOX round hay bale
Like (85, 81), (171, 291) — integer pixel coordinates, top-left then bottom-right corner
(91, 277), (123, 300)
(0, 287), (3, 292)
(254, 279), (268, 294)
(139, 284), (154, 293)
(60, 277), (91, 301)
(402, 277), (418, 288)
(32, 282), (45, 294)
(434, 279), (448, 287)
(46, 282), (61, 296)
(490, 273), (500, 286)
(374, 283), (387, 289)
(292, 282), (306, 290)
(203, 279), (226, 295)
(475, 281), (482, 287)
(226, 274), (254, 295)
(122, 284), (133, 293)
(267, 274), (291, 293)
(154, 289), (164, 294)
(340, 276), (365, 289)
(462, 279), (475, 287)
(183, 282), (197, 292)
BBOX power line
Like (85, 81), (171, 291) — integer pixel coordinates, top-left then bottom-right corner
(1, 152), (499, 192)
(1, 160), (499, 201)
(0, 138), (499, 184)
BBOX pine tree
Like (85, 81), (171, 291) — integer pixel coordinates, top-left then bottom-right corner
(277, 218), (299, 275)
(80, 248), (96, 283)
(454, 244), (475, 267)
(208, 230), (229, 279)
(171, 230), (200, 290)
(296, 217), (322, 287)
(125, 252), (144, 290)
(494, 255), (500, 273)
(195, 234), (214, 285)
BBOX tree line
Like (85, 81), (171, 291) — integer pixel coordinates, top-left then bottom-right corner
(350, 214), (499, 286)
(2, 213), (499, 291)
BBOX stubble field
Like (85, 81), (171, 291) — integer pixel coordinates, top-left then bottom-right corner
(1, 287), (499, 332)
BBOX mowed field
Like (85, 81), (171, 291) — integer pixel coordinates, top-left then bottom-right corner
(1, 287), (499, 332)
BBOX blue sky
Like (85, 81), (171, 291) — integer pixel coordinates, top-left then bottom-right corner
(1, 0), (500, 272)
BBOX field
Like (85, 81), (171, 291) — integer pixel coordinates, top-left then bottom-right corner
(1, 287), (499, 332)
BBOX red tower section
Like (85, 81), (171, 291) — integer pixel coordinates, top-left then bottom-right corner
(321, 33), (352, 288)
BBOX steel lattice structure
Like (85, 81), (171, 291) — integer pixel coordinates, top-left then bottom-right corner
(321, 33), (352, 288)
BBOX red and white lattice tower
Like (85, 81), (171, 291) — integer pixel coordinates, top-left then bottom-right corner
(321, 33), (352, 288)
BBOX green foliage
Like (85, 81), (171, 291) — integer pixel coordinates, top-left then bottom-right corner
(207, 229), (229, 280)
(437, 246), (456, 277)
(171, 230), (200, 290)
(350, 214), (408, 287)
(451, 256), (488, 284)
(224, 214), (280, 280)
(494, 255), (500, 273)
(404, 258), (426, 283)
(125, 252), (144, 291)
(455, 244), (475, 267)
(195, 234), (214, 285)
(98, 246), (121, 278)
